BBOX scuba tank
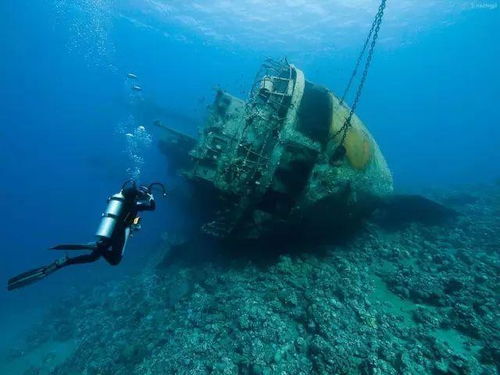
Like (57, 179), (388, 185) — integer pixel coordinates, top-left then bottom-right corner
(95, 180), (166, 239)
(96, 191), (126, 239)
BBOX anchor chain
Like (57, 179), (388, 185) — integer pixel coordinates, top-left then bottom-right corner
(333, 0), (388, 153)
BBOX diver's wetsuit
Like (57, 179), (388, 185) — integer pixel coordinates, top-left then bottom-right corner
(61, 188), (156, 268)
(7, 181), (165, 291)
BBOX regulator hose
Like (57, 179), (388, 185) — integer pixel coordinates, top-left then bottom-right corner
(147, 182), (167, 197)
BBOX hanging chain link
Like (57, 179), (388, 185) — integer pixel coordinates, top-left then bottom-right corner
(333, 0), (387, 149)
(339, 12), (378, 107)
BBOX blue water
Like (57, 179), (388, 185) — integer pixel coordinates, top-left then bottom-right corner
(0, 0), (499, 371)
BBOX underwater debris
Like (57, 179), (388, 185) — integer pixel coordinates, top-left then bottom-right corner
(440, 192), (479, 207)
(159, 58), (393, 241)
(373, 194), (458, 229)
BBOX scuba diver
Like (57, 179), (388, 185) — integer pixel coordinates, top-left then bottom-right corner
(7, 180), (167, 291)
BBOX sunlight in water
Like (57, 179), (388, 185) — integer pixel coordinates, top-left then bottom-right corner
(118, 0), (499, 51)
(52, 0), (499, 55)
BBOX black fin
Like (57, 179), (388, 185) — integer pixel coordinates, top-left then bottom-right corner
(8, 267), (49, 291)
(50, 243), (96, 251)
(7, 258), (67, 291)
(374, 194), (458, 229)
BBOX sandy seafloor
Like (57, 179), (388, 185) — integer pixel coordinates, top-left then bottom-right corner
(1, 183), (498, 375)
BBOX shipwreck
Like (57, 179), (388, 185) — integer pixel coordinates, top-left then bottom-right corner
(157, 59), (393, 241)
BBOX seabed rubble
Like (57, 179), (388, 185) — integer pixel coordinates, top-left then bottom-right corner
(8, 183), (500, 375)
